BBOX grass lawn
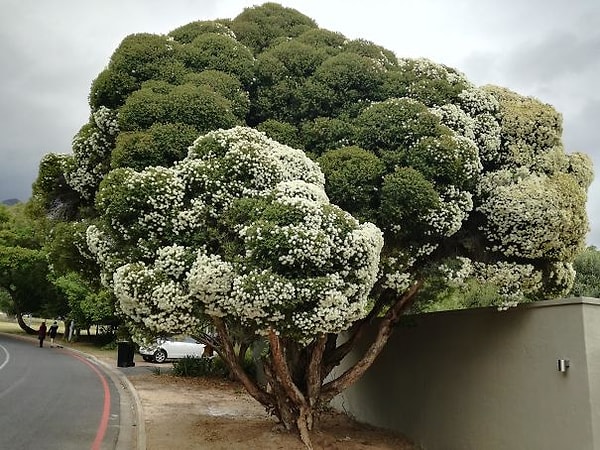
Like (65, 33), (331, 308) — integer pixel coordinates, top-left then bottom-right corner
(0, 315), (117, 360)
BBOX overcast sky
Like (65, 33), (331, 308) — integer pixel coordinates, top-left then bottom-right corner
(1, 0), (599, 245)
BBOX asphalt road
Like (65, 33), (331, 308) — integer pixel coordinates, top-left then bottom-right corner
(0, 334), (121, 450)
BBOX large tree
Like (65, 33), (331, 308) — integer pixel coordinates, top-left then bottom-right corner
(34, 3), (593, 448)
(0, 204), (64, 332)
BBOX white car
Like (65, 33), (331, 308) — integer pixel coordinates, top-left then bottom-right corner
(139, 335), (206, 363)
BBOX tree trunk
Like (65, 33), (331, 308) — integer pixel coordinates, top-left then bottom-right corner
(267, 331), (314, 449)
(208, 282), (423, 450)
(321, 280), (422, 402)
(16, 311), (36, 335)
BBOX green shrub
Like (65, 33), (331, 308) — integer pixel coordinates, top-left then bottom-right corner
(172, 352), (257, 379)
(172, 356), (228, 377)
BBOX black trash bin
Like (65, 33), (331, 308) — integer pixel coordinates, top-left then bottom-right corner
(117, 341), (136, 367)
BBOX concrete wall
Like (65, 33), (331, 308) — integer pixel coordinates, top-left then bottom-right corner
(583, 302), (600, 448)
(331, 298), (600, 450)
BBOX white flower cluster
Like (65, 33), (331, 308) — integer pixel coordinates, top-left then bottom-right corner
(439, 256), (473, 286)
(458, 87), (499, 116)
(100, 167), (186, 247)
(179, 126), (325, 217)
(431, 104), (476, 141)
(440, 257), (543, 310)
(425, 186), (473, 237)
(380, 242), (437, 294)
(450, 87), (502, 167)
(95, 126), (384, 339)
(567, 152), (594, 189)
(231, 193), (382, 335)
(66, 107), (119, 200)
(473, 261), (543, 309)
(546, 262), (576, 298)
(86, 225), (122, 286)
(477, 169), (586, 260)
(93, 106), (119, 136)
(381, 269), (412, 292)
(273, 180), (329, 203)
(114, 263), (202, 334)
(37, 153), (71, 186)
(472, 113), (502, 166)
(155, 245), (191, 279)
(397, 57), (469, 89)
(187, 251), (236, 317)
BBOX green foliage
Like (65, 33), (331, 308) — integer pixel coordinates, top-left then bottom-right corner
(383, 59), (469, 107)
(169, 20), (234, 44)
(118, 82), (240, 132)
(380, 167), (439, 236)
(570, 247), (600, 298)
(0, 289), (11, 313)
(301, 117), (355, 155)
(318, 146), (384, 221)
(355, 98), (447, 153)
(109, 33), (183, 84)
(311, 52), (386, 117)
(112, 122), (198, 170)
(53, 272), (116, 327)
(230, 2), (317, 53)
(294, 28), (346, 54)
(89, 68), (138, 111)
(172, 356), (228, 377)
(183, 70), (250, 119)
(415, 277), (506, 313)
(182, 33), (255, 87)
(261, 40), (328, 79)
(0, 204), (61, 317)
(256, 119), (301, 148)
(44, 220), (98, 278)
(172, 352), (256, 379)
(33, 2), (591, 348)
(31, 153), (81, 220)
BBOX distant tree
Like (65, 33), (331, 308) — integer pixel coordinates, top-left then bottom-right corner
(34, 4), (593, 448)
(0, 204), (64, 332)
(53, 272), (117, 334)
(569, 246), (600, 298)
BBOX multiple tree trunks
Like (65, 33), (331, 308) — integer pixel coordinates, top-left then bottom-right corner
(209, 281), (422, 449)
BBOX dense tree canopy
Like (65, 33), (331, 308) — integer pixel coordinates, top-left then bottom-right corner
(569, 246), (600, 298)
(33, 3), (593, 447)
(0, 204), (65, 331)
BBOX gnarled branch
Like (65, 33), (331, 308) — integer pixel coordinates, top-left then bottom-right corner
(321, 280), (423, 402)
(212, 317), (273, 406)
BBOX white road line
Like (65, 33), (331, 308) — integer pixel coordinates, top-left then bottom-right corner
(0, 344), (9, 371)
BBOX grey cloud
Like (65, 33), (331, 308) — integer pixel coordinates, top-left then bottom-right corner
(0, 0), (222, 202)
(563, 100), (600, 246)
(504, 32), (600, 86)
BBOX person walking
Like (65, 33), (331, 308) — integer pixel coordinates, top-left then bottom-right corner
(48, 321), (59, 347)
(38, 322), (47, 348)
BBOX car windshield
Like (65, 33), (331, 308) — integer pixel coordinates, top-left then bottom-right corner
(167, 335), (198, 344)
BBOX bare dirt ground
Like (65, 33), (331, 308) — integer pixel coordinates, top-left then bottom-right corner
(128, 372), (416, 450)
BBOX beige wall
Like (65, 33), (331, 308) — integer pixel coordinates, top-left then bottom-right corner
(583, 302), (600, 448)
(331, 298), (600, 450)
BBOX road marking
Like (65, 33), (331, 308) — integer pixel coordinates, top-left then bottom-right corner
(70, 354), (112, 450)
(0, 344), (9, 371)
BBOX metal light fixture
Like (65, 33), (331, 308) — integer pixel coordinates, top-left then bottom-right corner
(557, 359), (570, 373)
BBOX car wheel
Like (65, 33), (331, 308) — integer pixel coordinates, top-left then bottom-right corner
(153, 349), (167, 363)
(142, 356), (153, 362)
